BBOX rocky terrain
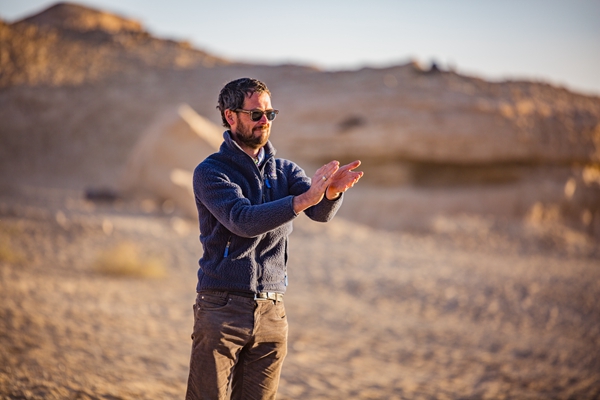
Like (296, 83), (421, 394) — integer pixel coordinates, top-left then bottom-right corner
(1, 2), (599, 399)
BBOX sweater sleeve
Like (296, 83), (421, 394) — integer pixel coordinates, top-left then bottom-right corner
(194, 162), (297, 238)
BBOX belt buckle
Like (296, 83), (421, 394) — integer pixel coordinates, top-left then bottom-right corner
(254, 292), (281, 302)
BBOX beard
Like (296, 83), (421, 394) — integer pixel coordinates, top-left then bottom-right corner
(233, 121), (270, 149)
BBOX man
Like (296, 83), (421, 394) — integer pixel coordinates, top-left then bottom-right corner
(186, 78), (362, 400)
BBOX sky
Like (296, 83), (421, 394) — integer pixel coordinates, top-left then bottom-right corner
(2, 0), (599, 96)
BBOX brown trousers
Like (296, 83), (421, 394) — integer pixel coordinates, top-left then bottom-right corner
(185, 292), (288, 400)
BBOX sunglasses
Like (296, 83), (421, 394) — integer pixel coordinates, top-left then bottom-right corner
(235, 109), (279, 122)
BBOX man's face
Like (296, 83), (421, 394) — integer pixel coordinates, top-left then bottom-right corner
(229, 92), (273, 150)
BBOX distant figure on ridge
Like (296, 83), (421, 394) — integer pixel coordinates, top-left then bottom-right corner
(185, 78), (363, 399)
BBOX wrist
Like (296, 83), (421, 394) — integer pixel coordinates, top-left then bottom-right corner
(293, 192), (313, 214)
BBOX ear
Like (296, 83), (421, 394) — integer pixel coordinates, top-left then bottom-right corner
(224, 109), (236, 127)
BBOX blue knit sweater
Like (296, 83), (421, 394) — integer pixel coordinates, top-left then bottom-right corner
(193, 131), (343, 294)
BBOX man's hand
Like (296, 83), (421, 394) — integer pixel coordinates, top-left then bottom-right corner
(325, 160), (363, 200)
(293, 160), (363, 214)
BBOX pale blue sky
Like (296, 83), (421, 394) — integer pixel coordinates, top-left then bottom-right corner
(2, 0), (599, 96)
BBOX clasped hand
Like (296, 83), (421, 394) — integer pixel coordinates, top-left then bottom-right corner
(292, 160), (363, 214)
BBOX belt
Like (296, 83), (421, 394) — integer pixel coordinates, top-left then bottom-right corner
(205, 290), (283, 302)
(253, 292), (284, 302)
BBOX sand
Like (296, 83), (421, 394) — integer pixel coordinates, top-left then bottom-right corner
(1, 184), (599, 399)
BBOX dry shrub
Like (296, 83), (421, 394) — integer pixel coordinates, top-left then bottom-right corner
(94, 241), (166, 278)
(0, 225), (27, 265)
(0, 241), (26, 265)
(525, 202), (596, 255)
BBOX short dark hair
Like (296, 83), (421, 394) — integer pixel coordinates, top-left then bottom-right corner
(217, 78), (271, 128)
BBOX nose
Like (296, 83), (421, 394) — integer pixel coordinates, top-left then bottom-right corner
(257, 112), (269, 124)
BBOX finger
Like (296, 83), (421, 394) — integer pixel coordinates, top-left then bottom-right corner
(333, 169), (362, 182)
(330, 162), (361, 180)
(338, 160), (361, 172)
(326, 161), (340, 176)
(352, 171), (364, 180)
(330, 170), (363, 190)
(316, 161), (339, 176)
(322, 162), (340, 180)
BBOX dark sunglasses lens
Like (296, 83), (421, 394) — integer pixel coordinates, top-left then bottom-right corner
(247, 110), (277, 121)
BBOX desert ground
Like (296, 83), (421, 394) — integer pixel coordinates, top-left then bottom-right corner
(1, 181), (599, 400)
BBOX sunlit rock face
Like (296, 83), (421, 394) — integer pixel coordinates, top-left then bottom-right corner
(0, 2), (230, 88)
(1, 3), (599, 235)
(15, 2), (145, 33)
(271, 64), (600, 179)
